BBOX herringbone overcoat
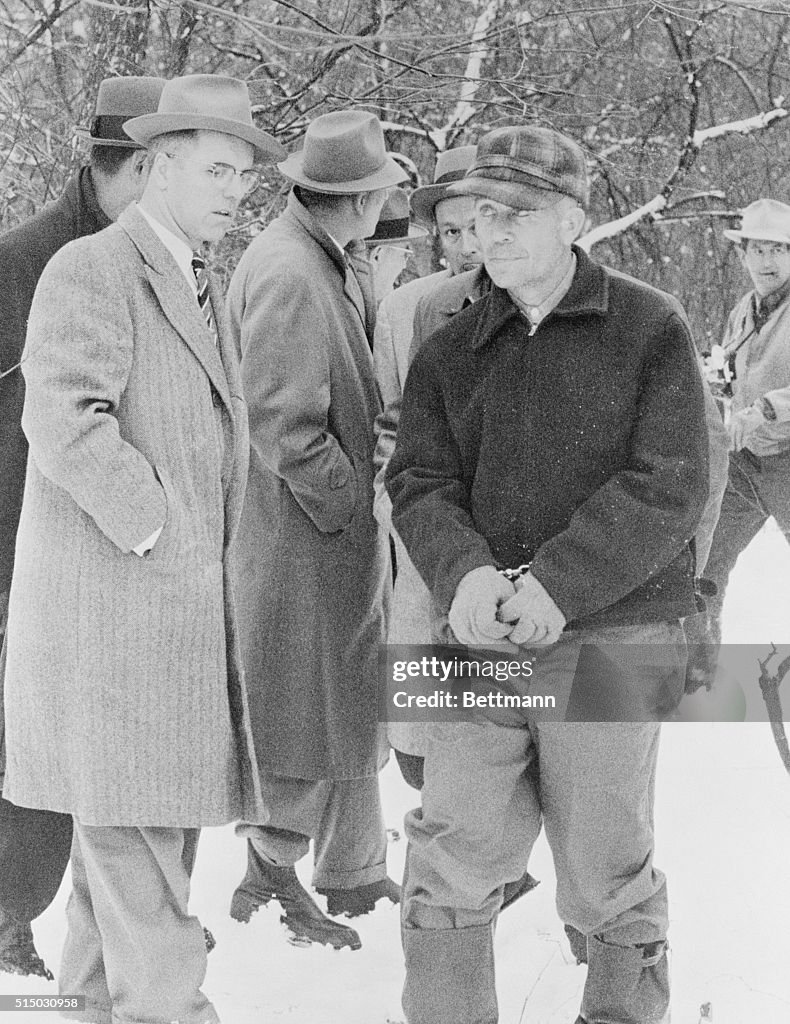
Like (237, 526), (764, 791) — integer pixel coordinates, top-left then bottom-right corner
(227, 191), (390, 781)
(2, 205), (260, 826)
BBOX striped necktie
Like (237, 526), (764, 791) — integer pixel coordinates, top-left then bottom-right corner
(191, 253), (218, 345)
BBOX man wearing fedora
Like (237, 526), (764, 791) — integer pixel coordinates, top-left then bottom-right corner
(2, 74), (284, 1022)
(0, 74), (165, 981)
(386, 125), (709, 1024)
(687, 197), (790, 691)
(372, 144), (483, 790)
(365, 186), (428, 302)
(227, 110), (405, 950)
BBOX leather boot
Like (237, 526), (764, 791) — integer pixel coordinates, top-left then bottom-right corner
(316, 876), (400, 917)
(230, 840), (361, 950)
(580, 934), (670, 1024)
(402, 923), (498, 1024)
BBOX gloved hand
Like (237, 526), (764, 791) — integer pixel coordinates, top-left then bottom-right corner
(448, 566), (516, 647)
(497, 572), (566, 648)
(727, 405), (765, 452)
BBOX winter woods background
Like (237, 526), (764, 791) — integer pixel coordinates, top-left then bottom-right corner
(3, 0), (790, 345)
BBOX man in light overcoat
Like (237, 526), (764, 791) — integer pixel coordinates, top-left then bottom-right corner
(1, 74), (284, 1024)
(227, 110), (406, 950)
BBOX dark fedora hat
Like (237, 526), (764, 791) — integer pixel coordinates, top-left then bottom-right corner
(278, 111), (408, 194)
(410, 145), (477, 225)
(365, 188), (428, 246)
(448, 125), (589, 210)
(75, 76), (167, 149)
(123, 74), (285, 162)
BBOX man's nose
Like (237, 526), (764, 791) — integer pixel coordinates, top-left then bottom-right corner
(460, 228), (481, 254)
(223, 174), (247, 201)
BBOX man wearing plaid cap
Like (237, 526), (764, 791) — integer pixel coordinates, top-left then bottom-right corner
(386, 125), (709, 1024)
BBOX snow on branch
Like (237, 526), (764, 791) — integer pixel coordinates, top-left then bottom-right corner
(582, 105), (789, 250)
(446, 0), (500, 135)
(693, 105), (787, 145)
(386, 0), (502, 151)
(579, 195), (669, 252)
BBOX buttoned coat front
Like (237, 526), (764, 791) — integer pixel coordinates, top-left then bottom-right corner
(2, 205), (260, 826)
(227, 192), (389, 781)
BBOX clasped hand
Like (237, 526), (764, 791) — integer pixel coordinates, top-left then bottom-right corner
(448, 566), (566, 650)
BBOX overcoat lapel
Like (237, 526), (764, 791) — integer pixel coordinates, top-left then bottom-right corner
(118, 206), (232, 410)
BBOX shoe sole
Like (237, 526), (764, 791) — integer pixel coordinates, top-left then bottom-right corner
(280, 915), (362, 951)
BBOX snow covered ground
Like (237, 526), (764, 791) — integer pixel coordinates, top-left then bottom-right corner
(3, 523), (790, 1023)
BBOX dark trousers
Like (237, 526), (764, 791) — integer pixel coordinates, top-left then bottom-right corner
(0, 611), (72, 931)
(0, 798), (72, 926)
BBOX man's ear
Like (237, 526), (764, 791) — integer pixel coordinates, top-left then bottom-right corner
(562, 205), (587, 243)
(132, 150), (148, 179)
(351, 191), (370, 216)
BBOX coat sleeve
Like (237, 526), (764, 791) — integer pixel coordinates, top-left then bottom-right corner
(695, 363), (729, 572)
(20, 244), (167, 553)
(372, 297), (405, 531)
(386, 342), (496, 611)
(528, 310), (709, 621)
(0, 249), (34, 591)
(230, 259), (357, 534)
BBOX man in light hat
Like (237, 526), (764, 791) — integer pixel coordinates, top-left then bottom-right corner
(2, 74), (284, 1022)
(687, 198), (790, 691)
(0, 74), (166, 981)
(227, 109), (405, 951)
(386, 125), (709, 1024)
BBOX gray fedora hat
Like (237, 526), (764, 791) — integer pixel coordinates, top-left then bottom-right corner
(75, 76), (167, 149)
(365, 188), (429, 246)
(278, 111), (408, 194)
(123, 74), (285, 162)
(410, 145), (478, 225)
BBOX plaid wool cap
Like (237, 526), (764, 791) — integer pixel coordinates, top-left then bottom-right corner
(448, 125), (589, 210)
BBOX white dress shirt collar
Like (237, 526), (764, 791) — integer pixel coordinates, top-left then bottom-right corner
(136, 205), (197, 294)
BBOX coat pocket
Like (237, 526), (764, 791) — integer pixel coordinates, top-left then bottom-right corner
(145, 466), (183, 567)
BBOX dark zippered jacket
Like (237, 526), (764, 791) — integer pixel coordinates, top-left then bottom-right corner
(386, 246), (709, 629)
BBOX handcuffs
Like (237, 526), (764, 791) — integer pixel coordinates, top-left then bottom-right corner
(497, 563), (531, 583)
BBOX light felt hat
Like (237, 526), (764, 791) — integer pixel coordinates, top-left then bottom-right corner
(278, 111), (408, 194)
(75, 76), (167, 149)
(410, 145), (478, 225)
(123, 74), (285, 162)
(366, 188), (428, 246)
(723, 199), (790, 245)
(448, 125), (589, 210)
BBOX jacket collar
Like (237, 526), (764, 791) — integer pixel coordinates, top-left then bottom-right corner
(435, 266), (490, 317)
(287, 188), (371, 337)
(288, 188), (347, 276)
(471, 245), (609, 351)
(66, 166), (112, 236)
(116, 204), (231, 409)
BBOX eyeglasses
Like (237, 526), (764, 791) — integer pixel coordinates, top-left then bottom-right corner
(164, 154), (260, 196)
